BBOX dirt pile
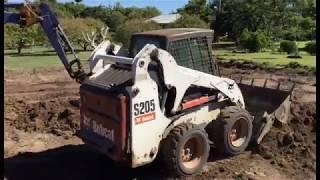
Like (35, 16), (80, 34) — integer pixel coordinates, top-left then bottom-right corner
(256, 101), (316, 179)
(5, 97), (80, 137)
(194, 100), (316, 180)
(4, 66), (316, 179)
(218, 59), (316, 76)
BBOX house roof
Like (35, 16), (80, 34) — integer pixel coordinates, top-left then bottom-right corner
(147, 14), (181, 24)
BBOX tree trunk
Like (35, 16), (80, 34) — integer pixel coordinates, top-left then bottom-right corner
(17, 46), (22, 54)
(17, 41), (24, 55)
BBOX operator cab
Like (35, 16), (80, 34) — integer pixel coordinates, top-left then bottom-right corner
(129, 28), (219, 76)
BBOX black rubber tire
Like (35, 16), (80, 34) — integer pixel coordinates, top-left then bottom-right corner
(160, 123), (210, 177)
(209, 106), (253, 156)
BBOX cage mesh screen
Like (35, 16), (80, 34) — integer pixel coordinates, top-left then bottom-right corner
(168, 39), (193, 68)
(168, 37), (214, 74)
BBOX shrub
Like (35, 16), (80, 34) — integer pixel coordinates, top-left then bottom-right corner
(282, 31), (296, 41)
(254, 30), (270, 50)
(239, 29), (270, 52)
(280, 40), (297, 54)
(304, 41), (316, 55)
(281, 28), (314, 41)
(287, 62), (301, 69)
(239, 28), (250, 47)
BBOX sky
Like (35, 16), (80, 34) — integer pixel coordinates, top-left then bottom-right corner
(8, 0), (190, 14)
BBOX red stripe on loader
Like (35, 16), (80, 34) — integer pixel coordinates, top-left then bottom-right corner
(181, 96), (209, 110)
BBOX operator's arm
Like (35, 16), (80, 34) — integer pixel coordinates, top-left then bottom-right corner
(4, 3), (87, 83)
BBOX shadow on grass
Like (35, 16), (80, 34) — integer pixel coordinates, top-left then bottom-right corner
(5, 49), (92, 57)
(252, 57), (277, 60)
(5, 53), (58, 57)
(219, 54), (236, 56)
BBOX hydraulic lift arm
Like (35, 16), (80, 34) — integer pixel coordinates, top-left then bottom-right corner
(4, 2), (87, 83)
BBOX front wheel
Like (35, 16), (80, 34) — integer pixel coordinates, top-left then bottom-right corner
(209, 106), (253, 156)
(161, 123), (210, 177)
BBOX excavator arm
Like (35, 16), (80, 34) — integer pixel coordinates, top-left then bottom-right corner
(4, 2), (87, 83)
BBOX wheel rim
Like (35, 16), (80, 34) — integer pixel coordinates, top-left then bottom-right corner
(180, 136), (203, 169)
(229, 118), (248, 147)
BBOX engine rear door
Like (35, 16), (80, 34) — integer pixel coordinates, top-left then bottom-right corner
(79, 84), (129, 161)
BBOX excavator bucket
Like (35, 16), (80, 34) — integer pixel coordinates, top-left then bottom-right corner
(228, 75), (295, 144)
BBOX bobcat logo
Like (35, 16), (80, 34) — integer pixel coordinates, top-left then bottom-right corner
(82, 114), (91, 127)
(92, 121), (114, 142)
(82, 114), (114, 142)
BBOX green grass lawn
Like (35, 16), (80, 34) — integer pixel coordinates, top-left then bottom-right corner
(214, 41), (316, 67)
(5, 47), (92, 70)
(5, 42), (316, 70)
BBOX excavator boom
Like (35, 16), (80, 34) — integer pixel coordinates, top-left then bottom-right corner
(4, 2), (87, 83)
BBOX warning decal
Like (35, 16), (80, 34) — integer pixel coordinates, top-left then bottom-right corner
(135, 112), (156, 124)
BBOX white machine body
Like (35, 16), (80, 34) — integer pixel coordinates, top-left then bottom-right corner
(78, 41), (245, 167)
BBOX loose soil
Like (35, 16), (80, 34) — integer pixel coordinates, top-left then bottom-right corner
(4, 64), (316, 180)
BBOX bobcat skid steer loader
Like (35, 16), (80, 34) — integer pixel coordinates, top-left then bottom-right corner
(77, 29), (295, 176)
(4, 3), (293, 177)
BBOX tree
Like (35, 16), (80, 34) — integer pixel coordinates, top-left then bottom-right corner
(83, 26), (110, 49)
(211, 0), (312, 41)
(299, 17), (315, 30)
(80, 6), (111, 22)
(114, 19), (161, 48)
(177, 0), (212, 22)
(105, 11), (126, 32)
(60, 17), (105, 51)
(37, 0), (57, 4)
(124, 6), (161, 19)
(142, 6), (161, 18)
(4, 25), (37, 54)
(294, 0), (316, 18)
(30, 24), (48, 46)
(170, 14), (209, 28)
(62, 2), (86, 17)
(4, 25), (16, 50)
(239, 29), (270, 52)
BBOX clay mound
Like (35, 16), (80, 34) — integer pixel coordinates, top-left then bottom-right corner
(218, 59), (316, 76)
(256, 102), (316, 178)
(5, 97), (81, 137)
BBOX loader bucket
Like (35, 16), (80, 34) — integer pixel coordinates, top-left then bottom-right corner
(230, 76), (295, 144)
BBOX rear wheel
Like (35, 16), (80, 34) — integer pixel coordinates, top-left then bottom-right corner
(209, 106), (253, 156)
(161, 123), (209, 177)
